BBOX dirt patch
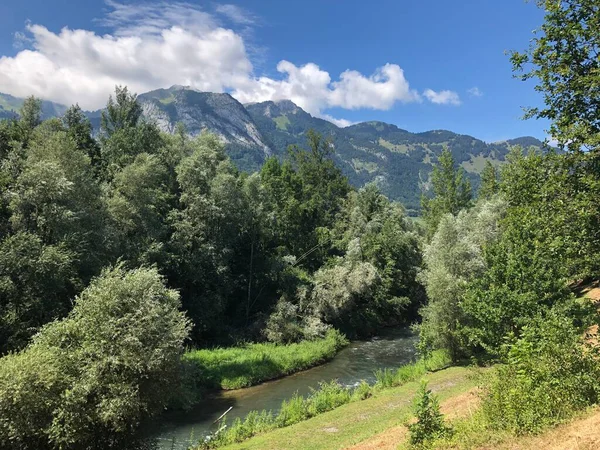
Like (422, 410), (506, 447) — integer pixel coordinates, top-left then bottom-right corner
(322, 426), (339, 433)
(346, 388), (480, 450)
(346, 425), (408, 450)
(488, 407), (600, 450)
(440, 388), (481, 420)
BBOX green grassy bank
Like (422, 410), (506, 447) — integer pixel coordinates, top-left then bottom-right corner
(190, 350), (453, 449)
(183, 329), (348, 390)
(214, 365), (472, 450)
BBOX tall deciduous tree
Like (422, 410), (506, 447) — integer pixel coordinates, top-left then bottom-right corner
(100, 86), (163, 178)
(511, 0), (600, 153)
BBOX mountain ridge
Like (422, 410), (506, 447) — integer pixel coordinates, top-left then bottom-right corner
(0, 88), (544, 212)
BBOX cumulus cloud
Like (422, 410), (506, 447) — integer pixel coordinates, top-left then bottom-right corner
(232, 61), (420, 119)
(423, 89), (461, 105)
(0, 1), (456, 124)
(468, 86), (483, 97)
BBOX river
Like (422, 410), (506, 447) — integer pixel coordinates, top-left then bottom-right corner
(154, 328), (417, 449)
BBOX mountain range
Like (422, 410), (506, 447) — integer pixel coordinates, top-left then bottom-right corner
(0, 87), (544, 213)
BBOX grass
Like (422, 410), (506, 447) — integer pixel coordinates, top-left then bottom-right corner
(191, 349), (453, 449)
(273, 115), (291, 130)
(374, 349), (451, 389)
(378, 138), (410, 154)
(182, 329), (348, 390)
(215, 365), (476, 450)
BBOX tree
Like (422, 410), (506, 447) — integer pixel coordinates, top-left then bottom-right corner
(19, 96), (42, 132)
(421, 147), (472, 238)
(62, 104), (101, 171)
(311, 259), (381, 336)
(478, 161), (499, 200)
(168, 133), (247, 340)
(106, 153), (172, 265)
(510, 0), (600, 152)
(100, 86), (142, 137)
(0, 232), (78, 353)
(8, 126), (108, 279)
(0, 266), (189, 449)
(99, 86), (163, 178)
(418, 198), (506, 360)
(333, 184), (425, 326)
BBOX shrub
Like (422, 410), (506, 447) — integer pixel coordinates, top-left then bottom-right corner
(352, 380), (373, 401)
(0, 266), (189, 449)
(306, 380), (352, 415)
(408, 380), (451, 447)
(482, 311), (600, 434)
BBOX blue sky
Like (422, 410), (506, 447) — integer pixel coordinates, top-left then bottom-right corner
(0, 0), (548, 141)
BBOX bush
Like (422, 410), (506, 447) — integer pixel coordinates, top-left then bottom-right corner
(0, 266), (189, 449)
(408, 380), (451, 447)
(482, 311), (600, 434)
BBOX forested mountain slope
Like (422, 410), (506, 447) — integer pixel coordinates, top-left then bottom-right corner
(0, 87), (543, 211)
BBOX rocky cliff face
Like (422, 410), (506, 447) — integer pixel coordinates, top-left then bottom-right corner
(139, 86), (271, 157)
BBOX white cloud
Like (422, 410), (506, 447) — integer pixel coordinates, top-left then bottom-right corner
(468, 86), (483, 97)
(232, 61), (420, 121)
(215, 4), (258, 25)
(423, 89), (461, 105)
(0, 1), (455, 125)
(12, 31), (32, 49)
(321, 114), (354, 128)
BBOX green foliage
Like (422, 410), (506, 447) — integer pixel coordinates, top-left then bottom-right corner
(182, 328), (347, 390)
(459, 149), (600, 354)
(311, 260), (381, 335)
(0, 265), (189, 449)
(408, 380), (451, 447)
(194, 351), (449, 449)
(478, 161), (498, 200)
(421, 146), (472, 238)
(197, 379), (365, 449)
(0, 232), (78, 353)
(100, 86), (164, 178)
(106, 152), (173, 265)
(418, 198), (506, 360)
(18, 96), (42, 133)
(374, 349), (452, 389)
(482, 311), (600, 434)
(332, 184), (426, 331)
(62, 104), (101, 170)
(510, 0), (600, 152)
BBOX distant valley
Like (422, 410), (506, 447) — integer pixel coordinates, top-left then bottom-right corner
(0, 87), (544, 212)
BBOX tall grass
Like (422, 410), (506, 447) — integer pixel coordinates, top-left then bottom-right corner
(374, 349), (451, 389)
(192, 349), (452, 449)
(183, 329), (348, 390)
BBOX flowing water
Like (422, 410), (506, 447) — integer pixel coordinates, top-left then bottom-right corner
(155, 328), (417, 449)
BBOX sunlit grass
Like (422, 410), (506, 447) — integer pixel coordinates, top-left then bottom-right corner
(183, 329), (348, 390)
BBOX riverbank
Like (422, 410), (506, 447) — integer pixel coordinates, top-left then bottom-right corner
(185, 349), (452, 449)
(182, 329), (348, 390)
(215, 365), (476, 450)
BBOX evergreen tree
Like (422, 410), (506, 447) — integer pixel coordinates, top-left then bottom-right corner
(478, 161), (498, 200)
(421, 146), (472, 238)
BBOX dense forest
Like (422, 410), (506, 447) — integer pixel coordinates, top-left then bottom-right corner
(0, 84), (428, 448)
(1, 0), (600, 449)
